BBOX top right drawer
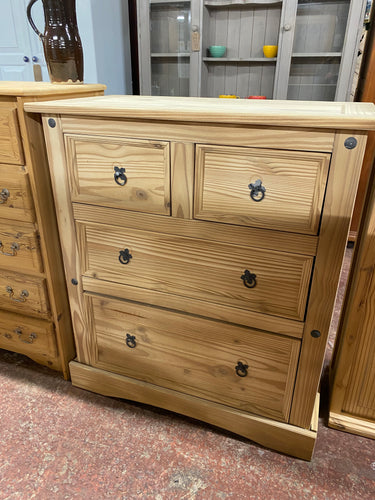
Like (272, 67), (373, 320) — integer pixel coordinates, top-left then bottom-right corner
(194, 145), (331, 235)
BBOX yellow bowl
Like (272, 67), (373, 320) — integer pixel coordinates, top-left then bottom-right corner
(263, 45), (278, 58)
(219, 94), (237, 98)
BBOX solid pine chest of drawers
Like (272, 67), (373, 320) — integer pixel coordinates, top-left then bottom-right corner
(25, 96), (375, 459)
(0, 82), (105, 378)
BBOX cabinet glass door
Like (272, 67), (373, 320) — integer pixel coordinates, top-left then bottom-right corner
(287, 0), (361, 101)
(149, 1), (192, 96)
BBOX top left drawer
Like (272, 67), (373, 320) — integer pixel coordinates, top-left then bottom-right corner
(65, 134), (170, 215)
(0, 101), (24, 165)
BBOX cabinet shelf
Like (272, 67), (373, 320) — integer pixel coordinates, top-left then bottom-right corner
(203, 57), (277, 62)
(292, 52), (342, 58)
(204, 0), (282, 6)
(151, 1), (190, 4)
(151, 53), (191, 58)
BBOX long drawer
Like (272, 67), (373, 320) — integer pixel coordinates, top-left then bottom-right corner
(0, 164), (35, 222)
(89, 295), (300, 422)
(65, 134), (171, 215)
(0, 309), (57, 360)
(0, 270), (49, 317)
(78, 221), (314, 321)
(194, 144), (330, 235)
(0, 220), (42, 273)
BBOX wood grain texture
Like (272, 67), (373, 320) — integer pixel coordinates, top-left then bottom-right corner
(24, 95), (375, 130)
(289, 131), (368, 428)
(73, 202), (318, 256)
(171, 142), (194, 219)
(0, 310), (58, 365)
(90, 295), (300, 421)
(41, 115), (93, 366)
(329, 156), (375, 429)
(65, 134), (171, 215)
(328, 412), (375, 440)
(61, 116), (336, 152)
(0, 220), (42, 273)
(0, 164), (35, 223)
(0, 81), (105, 96)
(21, 88), (105, 378)
(0, 99), (23, 164)
(195, 145), (330, 234)
(82, 276), (305, 339)
(79, 221), (313, 321)
(70, 361), (317, 461)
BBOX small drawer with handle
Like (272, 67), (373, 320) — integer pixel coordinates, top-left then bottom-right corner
(194, 144), (331, 235)
(90, 295), (300, 422)
(79, 222), (314, 321)
(0, 164), (35, 222)
(0, 309), (57, 360)
(0, 221), (42, 273)
(0, 271), (50, 317)
(0, 100), (24, 165)
(65, 134), (170, 215)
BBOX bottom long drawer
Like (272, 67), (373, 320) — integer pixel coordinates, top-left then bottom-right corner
(0, 309), (57, 363)
(88, 295), (300, 422)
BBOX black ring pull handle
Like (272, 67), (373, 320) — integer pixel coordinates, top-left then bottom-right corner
(119, 248), (132, 265)
(248, 179), (266, 202)
(126, 334), (137, 349)
(241, 269), (257, 289)
(114, 166), (127, 186)
(235, 361), (249, 377)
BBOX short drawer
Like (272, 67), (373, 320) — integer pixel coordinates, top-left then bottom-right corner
(0, 100), (24, 164)
(0, 164), (35, 222)
(65, 134), (170, 215)
(0, 309), (57, 360)
(79, 222), (314, 321)
(89, 296), (300, 422)
(0, 271), (49, 317)
(0, 221), (42, 273)
(194, 144), (331, 235)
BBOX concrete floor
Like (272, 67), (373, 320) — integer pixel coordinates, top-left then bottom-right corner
(0, 247), (374, 499)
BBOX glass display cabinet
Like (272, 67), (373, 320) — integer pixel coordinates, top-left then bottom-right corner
(137, 0), (367, 101)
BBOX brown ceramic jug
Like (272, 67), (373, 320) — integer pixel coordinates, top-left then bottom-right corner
(27, 0), (84, 83)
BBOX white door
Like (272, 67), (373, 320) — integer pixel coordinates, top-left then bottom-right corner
(0, 0), (47, 81)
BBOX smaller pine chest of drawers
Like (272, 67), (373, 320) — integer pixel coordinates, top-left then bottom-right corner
(0, 82), (105, 378)
(25, 96), (375, 458)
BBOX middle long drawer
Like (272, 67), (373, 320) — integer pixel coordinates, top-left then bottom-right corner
(77, 222), (314, 321)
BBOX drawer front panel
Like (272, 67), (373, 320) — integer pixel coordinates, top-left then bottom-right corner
(0, 164), (35, 222)
(194, 145), (331, 234)
(0, 271), (49, 317)
(0, 221), (42, 273)
(0, 310), (57, 359)
(80, 222), (314, 321)
(0, 101), (24, 164)
(65, 134), (170, 215)
(90, 296), (300, 422)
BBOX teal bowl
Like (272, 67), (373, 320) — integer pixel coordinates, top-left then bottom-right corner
(209, 45), (226, 58)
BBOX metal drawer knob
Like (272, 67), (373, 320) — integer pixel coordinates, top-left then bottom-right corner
(6, 286), (29, 302)
(241, 269), (257, 289)
(126, 333), (137, 348)
(235, 361), (249, 377)
(248, 179), (266, 202)
(0, 241), (19, 256)
(0, 188), (10, 204)
(114, 166), (127, 186)
(119, 248), (132, 265)
(15, 328), (37, 344)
